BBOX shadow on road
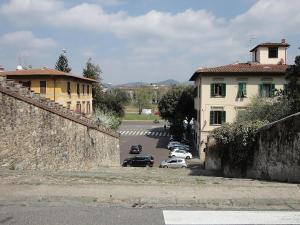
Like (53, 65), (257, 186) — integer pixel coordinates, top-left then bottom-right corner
(145, 126), (169, 149)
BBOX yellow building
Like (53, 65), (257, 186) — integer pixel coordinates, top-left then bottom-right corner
(190, 40), (290, 161)
(0, 68), (97, 115)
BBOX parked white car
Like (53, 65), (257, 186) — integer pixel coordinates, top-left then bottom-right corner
(160, 158), (187, 168)
(169, 149), (192, 159)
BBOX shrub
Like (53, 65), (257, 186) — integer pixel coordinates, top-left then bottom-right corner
(92, 109), (121, 130)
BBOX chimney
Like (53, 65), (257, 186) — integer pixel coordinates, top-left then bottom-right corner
(281, 38), (286, 44)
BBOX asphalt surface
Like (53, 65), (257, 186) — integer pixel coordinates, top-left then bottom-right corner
(0, 202), (165, 225)
(119, 121), (171, 167)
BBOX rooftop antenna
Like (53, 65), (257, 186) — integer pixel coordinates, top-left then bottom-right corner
(62, 48), (67, 55)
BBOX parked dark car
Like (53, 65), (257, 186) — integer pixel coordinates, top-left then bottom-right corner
(129, 144), (142, 154)
(122, 155), (154, 167)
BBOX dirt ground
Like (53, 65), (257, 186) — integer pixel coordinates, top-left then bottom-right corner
(1, 167), (300, 209)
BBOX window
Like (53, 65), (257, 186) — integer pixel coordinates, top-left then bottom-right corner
(268, 47), (278, 58)
(259, 83), (275, 97)
(87, 85), (90, 95)
(67, 101), (71, 109)
(67, 82), (71, 95)
(210, 111), (226, 125)
(20, 81), (31, 90)
(76, 101), (81, 113)
(237, 83), (247, 98)
(82, 84), (85, 95)
(40, 81), (46, 94)
(87, 101), (91, 114)
(77, 83), (80, 96)
(82, 101), (85, 114)
(211, 83), (226, 97)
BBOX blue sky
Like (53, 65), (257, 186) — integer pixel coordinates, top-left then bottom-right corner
(0, 0), (299, 85)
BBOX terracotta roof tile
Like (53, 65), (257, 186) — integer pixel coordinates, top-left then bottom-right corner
(0, 68), (98, 83)
(190, 63), (289, 81)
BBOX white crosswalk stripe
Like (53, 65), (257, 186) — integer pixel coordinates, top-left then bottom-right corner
(119, 129), (169, 137)
(163, 210), (300, 225)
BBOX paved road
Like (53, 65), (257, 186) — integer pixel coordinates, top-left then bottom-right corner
(2, 202), (300, 225)
(119, 121), (171, 167)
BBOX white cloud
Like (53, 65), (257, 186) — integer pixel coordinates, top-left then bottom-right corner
(0, 31), (57, 49)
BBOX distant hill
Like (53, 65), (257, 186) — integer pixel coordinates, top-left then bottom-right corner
(153, 79), (179, 85)
(114, 79), (180, 88)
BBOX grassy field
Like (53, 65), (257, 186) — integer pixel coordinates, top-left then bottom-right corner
(123, 113), (161, 120)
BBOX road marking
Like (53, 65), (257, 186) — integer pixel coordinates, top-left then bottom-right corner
(119, 129), (170, 136)
(163, 210), (300, 225)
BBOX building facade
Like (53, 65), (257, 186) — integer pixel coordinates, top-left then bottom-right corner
(0, 68), (96, 115)
(190, 40), (290, 161)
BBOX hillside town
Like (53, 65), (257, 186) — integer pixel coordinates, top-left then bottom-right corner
(0, 0), (300, 224)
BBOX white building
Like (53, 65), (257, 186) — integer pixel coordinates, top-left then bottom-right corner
(190, 40), (290, 161)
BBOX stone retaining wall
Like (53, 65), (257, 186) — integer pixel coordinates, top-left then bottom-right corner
(0, 77), (120, 170)
(248, 112), (300, 182)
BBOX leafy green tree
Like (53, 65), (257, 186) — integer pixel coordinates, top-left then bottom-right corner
(55, 54), (72, 73)
(135, 88), (153, 114)
(111, 89), (130, 106)
(286, 55), (300, 113)
(236, 96), (292, 123)
(83, 58), (102, 81)
(93, 91), (125, 117)
(158, 85), (196, 135)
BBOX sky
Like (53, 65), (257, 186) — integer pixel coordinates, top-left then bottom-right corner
(0, 0), (299, 85)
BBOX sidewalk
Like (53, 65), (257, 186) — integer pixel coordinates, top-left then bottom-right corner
(0, 168), (300, 209)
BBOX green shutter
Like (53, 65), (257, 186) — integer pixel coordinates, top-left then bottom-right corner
(271, 84), (275, 97)
(221, 83), (226, 97)
(243, 83), (247, 96)
(211, 84), (214, 97)
(210, 111), (214, 125)
(259, 84), (263, 97)
(221, 111), (226, 124)
(238, 83), (243, 97)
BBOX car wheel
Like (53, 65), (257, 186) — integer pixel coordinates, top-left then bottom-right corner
(186, 156), (190, 159)
(123, 163), (127, 167)
(163, 165), (168, 168)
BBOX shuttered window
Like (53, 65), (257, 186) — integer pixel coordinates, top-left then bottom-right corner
(40, 81), (46, 94)
(259, 83), (275, 97)
(210, 111), (226, 125)
(211, 83), (226, 97)
(237, 83), (247, 98)
(67, 81), (71, 95)
(77, 83), (80, 96)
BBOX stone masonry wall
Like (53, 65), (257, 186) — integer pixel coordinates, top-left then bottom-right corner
(0, 78), (120, 170)
(248, 112), (300, 182)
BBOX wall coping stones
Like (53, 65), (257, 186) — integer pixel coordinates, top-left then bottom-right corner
(258, 111), (300, 132)
(0, 77), (120, 138)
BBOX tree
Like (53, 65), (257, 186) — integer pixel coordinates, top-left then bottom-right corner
(158, 85), (196, 135)
(286, 55), (300, 113)
(93, 92), (125, 117)
(135, 88), (153, 114)
(83, 58), (102, 81)
(55, 54), (71, 73)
